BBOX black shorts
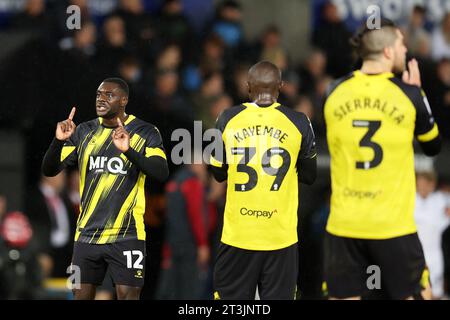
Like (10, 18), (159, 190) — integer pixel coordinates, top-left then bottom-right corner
(71, 240), (146, 287)
(213, 242), (298, 300)
(324, 232), (428, 299)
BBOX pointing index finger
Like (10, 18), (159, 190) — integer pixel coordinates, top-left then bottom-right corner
(68, 107), (76, 121)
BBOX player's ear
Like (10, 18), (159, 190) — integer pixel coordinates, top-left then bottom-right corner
(247, 81), (252, 97)
(383, 46), (393, 60)
(121, 95), (128, 107)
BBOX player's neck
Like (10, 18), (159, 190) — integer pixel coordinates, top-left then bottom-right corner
(102, 113), (128, 127)
(252, 94), (277, 107)
(360, 60), (393, 75)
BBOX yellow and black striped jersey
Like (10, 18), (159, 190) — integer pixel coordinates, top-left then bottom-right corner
(324, 71), (439, 239)
(211, 102), (316, 250)
(61, 115), (166, 244)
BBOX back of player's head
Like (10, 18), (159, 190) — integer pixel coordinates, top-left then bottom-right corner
(102, 77), (129, 97)
(350, 18), (399, 61)
(248, 61), (282, 87)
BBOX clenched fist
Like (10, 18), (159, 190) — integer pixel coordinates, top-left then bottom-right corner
(112, 117), (130, 152)
(56, 107), (77, 141)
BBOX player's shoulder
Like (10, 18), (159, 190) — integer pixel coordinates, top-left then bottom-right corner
(216, 104), (247, 131)
(325, 71), (356, 99)
(388, 76), (423, 102)
(78, 118), (100, 132)
(275, 105), (311, 134)
(128, 115), (161, 136)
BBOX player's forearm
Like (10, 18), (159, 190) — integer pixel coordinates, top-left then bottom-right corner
(209, 165), (228, 182)
(124, 147), (169, 181)
(297, 157), (317, 185)
(42, 138), (66, 177)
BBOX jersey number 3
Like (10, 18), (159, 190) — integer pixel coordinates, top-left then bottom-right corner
(231, 147), (291, 192)
(353, 120), (383, 170)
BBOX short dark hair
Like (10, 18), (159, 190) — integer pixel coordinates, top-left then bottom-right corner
(102, 77), (129, 96)
(412, 5), (426, 15)
(350, 18), (398, 60)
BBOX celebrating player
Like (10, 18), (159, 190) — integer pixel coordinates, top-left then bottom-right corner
(42, 78), (169, 299)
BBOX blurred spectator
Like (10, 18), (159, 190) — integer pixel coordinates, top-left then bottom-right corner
(156, 43), (182, 71)
(0, 209), (43, 299)
(11, 0), (50, 33)
(210, 0), (243, 50)
(312, 1), (352, 77)
(414, 171), (450, 299)
(229, 63), (249, 104)
(60, 20), (97, 61)
(25, 172), (77, 278)
(427, 58), (450, 140)
(182, 34), (226, 91)
(299, 49), (327, 95)
(279, 69), (300, 107)
(115, 0), (155, 52)
(292, 94), (325, 137)
(259, 25), (288, 71)
(157, 162), (210, 299)
(117, 55), (148, 115)
(209, 94), (232, 128)
(156, 0), (195, 58)
(403, 5), (431, 58)
(201, 34), (227, 74)
(431, 12), (450, 61)
(293, 95), (314, 121)
(96, 15), (129, 74)
(304, 74), (332, 139)
(147, 69), (194, 171)
(191, 71), (224, 128)
(194, 92), (232, 131)
(0, 194), (6, 220)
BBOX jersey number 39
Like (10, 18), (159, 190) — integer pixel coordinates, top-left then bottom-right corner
(231, 147), (291, 192)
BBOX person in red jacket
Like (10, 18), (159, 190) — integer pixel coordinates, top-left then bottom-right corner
(157, 162), (211, 299)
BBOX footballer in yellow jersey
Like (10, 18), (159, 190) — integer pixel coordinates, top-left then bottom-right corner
(323, 20), (441, 300)
(42, 78), (169, 299)
(210, 61), (317, 299)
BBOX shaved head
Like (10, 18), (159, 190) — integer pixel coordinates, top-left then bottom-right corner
(247, 61), (282, 105)
(358, 26), (398, 60)
(351, 19), (407, 73)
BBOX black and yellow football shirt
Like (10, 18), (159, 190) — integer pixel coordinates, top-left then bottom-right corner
(210, 102), (316, 250)
(57, 115), (166, 244)
(324, 71), (439, 239)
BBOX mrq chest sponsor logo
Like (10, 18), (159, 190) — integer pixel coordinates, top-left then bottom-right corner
(240, 207), (277, 219)
(89, 156), (127, 174)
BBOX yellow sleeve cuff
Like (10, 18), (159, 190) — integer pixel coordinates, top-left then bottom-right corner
(61, 146), (76, 162)
(209, 155), (223, 168)
(145, 147), (167, 160)
(417, 123), (439, 142)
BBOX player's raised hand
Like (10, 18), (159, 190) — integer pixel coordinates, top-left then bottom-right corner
(402, 59), (422, 88)
(56, 107), (77, 141)
(112, 117), (130, 152)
